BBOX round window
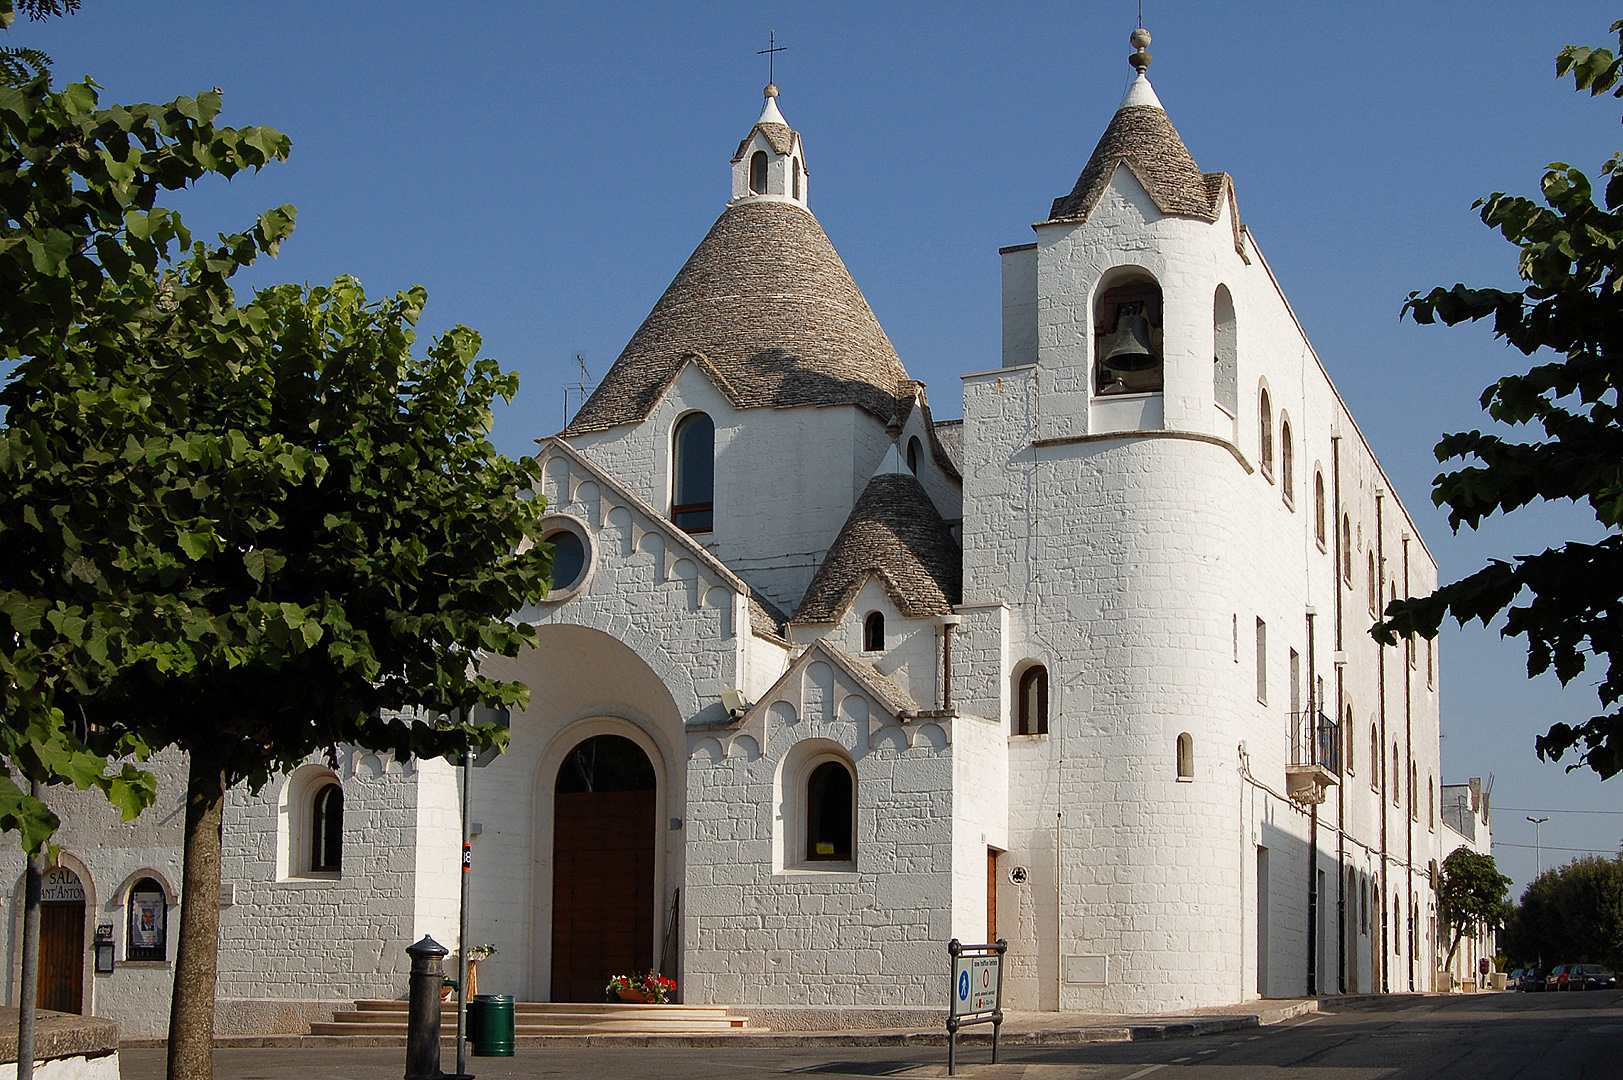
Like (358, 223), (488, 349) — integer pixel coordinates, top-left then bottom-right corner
(547, 529), (587, 593)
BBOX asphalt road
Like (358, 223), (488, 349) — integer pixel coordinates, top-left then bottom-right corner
(121, 990), (1623, 1079)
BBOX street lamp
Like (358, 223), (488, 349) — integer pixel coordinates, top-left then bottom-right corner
(1527, 816), (1549, 877)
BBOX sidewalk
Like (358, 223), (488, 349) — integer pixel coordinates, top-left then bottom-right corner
(125, 996), (1346, 1051)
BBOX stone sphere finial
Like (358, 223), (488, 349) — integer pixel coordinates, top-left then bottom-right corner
(764, 83), (779, 99)
(1129, 26), (1153, 72)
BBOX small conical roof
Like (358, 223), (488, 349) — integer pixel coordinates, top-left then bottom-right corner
(562, 200), (910, 434)
(1047, 70), (1223, 224)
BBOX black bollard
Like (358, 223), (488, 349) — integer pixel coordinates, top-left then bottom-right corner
(405, 935), (450, 1080)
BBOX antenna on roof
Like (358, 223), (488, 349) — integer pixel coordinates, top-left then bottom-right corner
(758, 30), (787, 93)
(562, 354), (595, 428)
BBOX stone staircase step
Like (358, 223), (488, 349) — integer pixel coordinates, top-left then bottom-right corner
(314, 1000), (755, 1037)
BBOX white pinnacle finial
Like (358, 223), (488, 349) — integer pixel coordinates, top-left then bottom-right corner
(757, 88), (787, 126)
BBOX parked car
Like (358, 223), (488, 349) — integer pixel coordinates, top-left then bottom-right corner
(1518, 967), (1548, 992)
(1546, 965), (1570, 991)
(1567, 964), (1617, 991)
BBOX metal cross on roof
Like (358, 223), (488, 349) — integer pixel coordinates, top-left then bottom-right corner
(757, 30), (787, 85)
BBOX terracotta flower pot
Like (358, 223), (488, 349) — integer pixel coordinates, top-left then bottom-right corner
(616, 987), (654, 1004)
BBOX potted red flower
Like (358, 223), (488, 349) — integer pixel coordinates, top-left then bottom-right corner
(605, 971), (677, 1004)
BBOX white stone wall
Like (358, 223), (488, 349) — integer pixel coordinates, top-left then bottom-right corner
(791, 577), (942, 711)
(566, 365), (893, 614)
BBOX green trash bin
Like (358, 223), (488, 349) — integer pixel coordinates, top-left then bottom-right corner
(468, 994), (515, 1057)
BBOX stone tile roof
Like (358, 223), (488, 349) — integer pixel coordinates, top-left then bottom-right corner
(562, 200), (911, 435)
(1048, 104), (1222, 224)
(816, 641), (920, 716)
(792, 472), (961, 624)
(733, 121), (799, 163)
(748, 587), (791, 645)
(893, 387), (963, 482)
(932, 419), (964, 474)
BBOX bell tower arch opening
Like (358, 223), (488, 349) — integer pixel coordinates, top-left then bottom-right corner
(1094, 271), (1164, 396)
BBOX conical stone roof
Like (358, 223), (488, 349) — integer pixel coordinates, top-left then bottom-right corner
(562, 200), (910, 435)
(1048, 77), (1224, 225)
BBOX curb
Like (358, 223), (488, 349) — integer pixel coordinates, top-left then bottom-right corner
(121, 1013), (1261, 1051)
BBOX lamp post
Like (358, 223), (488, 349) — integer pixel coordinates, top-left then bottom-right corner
(1526, 816), (1549, 878)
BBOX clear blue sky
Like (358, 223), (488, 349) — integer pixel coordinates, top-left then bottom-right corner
(19, 1), (1623, 898)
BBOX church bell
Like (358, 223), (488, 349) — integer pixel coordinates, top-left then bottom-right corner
(1100, 311), (1159, 373)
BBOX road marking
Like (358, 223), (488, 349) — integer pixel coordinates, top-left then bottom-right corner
(1172, 1056), (1191, 1062)
(1123, 1066), (1167, 1079)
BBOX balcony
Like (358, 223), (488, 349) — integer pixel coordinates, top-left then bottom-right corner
(1286, 710), (1340, 805)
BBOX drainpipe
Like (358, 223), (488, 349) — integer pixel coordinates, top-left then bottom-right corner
(1376, 490), (1389, 994)
(1403, 535), (1415, 992)
(1306, 610), (1318, 997)
(1331, 435), (1347, 993)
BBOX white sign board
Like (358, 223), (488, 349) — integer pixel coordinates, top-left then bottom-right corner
(952, 953), (1001, 1016)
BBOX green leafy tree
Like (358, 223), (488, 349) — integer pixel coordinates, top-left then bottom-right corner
(1437, 847), (1513, 968)
(1504, 855), (1623, 970)
(1373, 20), (1623, 778)
(0, 0), (80, 86)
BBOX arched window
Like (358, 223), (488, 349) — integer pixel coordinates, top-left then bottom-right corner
(791, 158), (801, 200)
(1314, 471), (1327, 549)
(672, 412), (715, 533)
(311, 782), (343, 872)
(1391, 745), (1401, 806)
(806, 761), (853, 862)
(906, 436), (922, 476)
(863, 611), (885, 652)
(1370, 724), (1380, 792)
(1368, 551), (1379, 615)
(1176, 733), (1194, 780)
(1343, 703), (1355, 773)
(1279, 418), (1294, 505)
(1341, 515), (1353, 582)
(1428, 774), (1435, 829)
(1094, 276), (1164, 395)
(1213, 285), (1238, 416)
(1409, 763), (1419, 820)
(1016, 665), (1048, 736)
(1258, 389), (1274, 479)
(127, 877), (167, 961)
(750, 151), (768, 195)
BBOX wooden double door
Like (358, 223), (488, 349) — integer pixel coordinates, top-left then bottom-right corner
(550, 734), (657, 1003)
(39, 867), (85, 1014)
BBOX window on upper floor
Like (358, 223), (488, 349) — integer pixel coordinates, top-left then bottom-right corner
(1341, 515), (1353, 582)
(1343, 703), (1355, 773)
(1428, 775), (1435, 829)
(805, 760), (854, 862)
(750, 151), (768, 195)
(907, 436), (922, 476)
(1427, 637), (1435, 688)
(672, 412), (715, 533)
(1392, 744), (1401, 806)
(1370, 724), (1380, 793)
(1258, 388), (1275, 480)
(311, 781), (344, 873)
(1314, 470), (1326, 549)
(1176, 732), (1194, 781)
(792, 157), (801, 200)
(127, 877), (167, 962)
(1279, 417), (1294, 507)
(1255, 618), (1267, 704)
(1016, 664), (1048, 736)
(1213, 285), (1238, 416)
(1368, 551), (1379, 616)
(1094, 277), (1164, 395)
(863, 611), (885, 652)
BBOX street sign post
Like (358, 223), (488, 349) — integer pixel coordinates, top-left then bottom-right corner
(946, 938), (1006, 1076)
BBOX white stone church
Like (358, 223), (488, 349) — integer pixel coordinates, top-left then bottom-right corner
(6, 35), (1454, 1035)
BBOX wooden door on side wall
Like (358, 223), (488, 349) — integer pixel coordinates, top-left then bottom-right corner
(551, 734), (657, 1003)
(38, 866), (85, 1014)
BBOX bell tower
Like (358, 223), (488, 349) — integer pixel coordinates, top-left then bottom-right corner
(730, 84), (809, 209)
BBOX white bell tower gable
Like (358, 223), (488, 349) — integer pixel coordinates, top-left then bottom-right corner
(730, 84), (810, 209)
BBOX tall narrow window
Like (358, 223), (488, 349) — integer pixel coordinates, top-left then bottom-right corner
(1213, 285), (1238, 416)
(805, 761), (853, 862)
(907, 436), (922, 476)
(1392, 745), (1400, 806)
(1255, 618), (1267, 704)
(672, 413), (715, 533)
(1428, 775), (1435, 829)
(1342, 515), (1353, 582)
(127, 878), (167, 961)
(1259, 389), (1274, 479)
(1176, 733), (1194, 780)
(749, 150), (768, 195)
(1016, 665), (1048, 735)
(792, 158), (801, 200)
(311, 782), (343, 872)
(1344, 703), (1355, 773)
(1370, 724), (1379, 792)
(863, 611), (885, 652)
(1368, 551), (1379, 616)
(1314, 471), (1327, 548)
(1279, 419), (1294, 505)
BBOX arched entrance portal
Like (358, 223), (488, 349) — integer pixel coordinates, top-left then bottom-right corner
(39, 866), (85, 1013)
(550, 734), (657, 1002)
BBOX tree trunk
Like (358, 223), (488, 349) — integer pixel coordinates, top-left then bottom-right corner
(17, 782), (44, 1080)
(167, 741), (226, 1080)
(1443, 924), (1465, 970)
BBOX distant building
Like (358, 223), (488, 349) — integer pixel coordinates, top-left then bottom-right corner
(5, 30), (1457, 1034)
(1439, 778), (1497, 987)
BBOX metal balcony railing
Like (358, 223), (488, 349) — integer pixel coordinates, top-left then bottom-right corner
(1290, 709), (1341, 776)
